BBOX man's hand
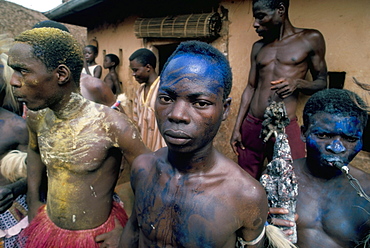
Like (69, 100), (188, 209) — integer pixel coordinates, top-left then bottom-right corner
(268, 207), (299, 235)
(271, 78), (298, 99)
(230, 130), (245, 156)
(0, 186), (13, 214)
(95, 218), (123, 248)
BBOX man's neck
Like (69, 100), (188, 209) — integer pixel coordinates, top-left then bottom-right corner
(279, 19), (296, 40)
(52, 92), (87, 120)
(145, 73), (158, 87)
(167, 145), (216, 174)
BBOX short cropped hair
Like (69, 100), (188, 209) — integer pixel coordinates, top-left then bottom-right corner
(15, 27), (83, 85)
(32, 20), (70, 33)
(85, 45), (98, 54)
(303, 89), (368, 130)
(161, 40), (232, 100)
(129, 48), (156, 69)
(106, 54), (120, 67)
(253, 0), (289, 10)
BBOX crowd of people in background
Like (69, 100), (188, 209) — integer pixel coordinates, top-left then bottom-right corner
(0, 0), (368, 247)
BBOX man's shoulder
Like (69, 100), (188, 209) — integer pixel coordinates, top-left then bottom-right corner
(131, 149), (165, 178)
(216, 154), (266, 201)
(298, 28), (325, 43)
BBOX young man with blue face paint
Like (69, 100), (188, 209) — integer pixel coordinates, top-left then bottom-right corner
(269, 89), (370, 247)
(120, 41), (295, 248)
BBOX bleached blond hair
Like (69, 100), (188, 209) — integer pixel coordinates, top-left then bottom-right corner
(0, 34), (19, 112)
(0, 150), (27, 182)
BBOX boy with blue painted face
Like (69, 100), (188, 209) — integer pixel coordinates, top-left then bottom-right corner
(270, 89), (370, 247)
(120, 41), (295, 248)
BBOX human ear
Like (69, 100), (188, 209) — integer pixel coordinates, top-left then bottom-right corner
(222, 97), (232, 121)
(145, 64), (152, 72)
(278, 2), (286, 16)
(56, 64), (71, 85)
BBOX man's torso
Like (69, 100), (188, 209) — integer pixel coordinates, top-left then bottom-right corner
(132, 151), (258, 247)
(295, 162), (370, 247)
(34, 100), (122, 230)
(250, 30), (312, 119)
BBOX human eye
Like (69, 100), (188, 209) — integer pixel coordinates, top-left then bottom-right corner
(344, 135), (359, 143)
(158, 95), (173, 104)
(193, 100), (211, 109)
(255, 13), (265, 20)
(12, 66), (27, 75)
(315, 133), (332, 139)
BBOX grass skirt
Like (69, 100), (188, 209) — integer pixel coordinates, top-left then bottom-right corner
(18, 201), (127, 248)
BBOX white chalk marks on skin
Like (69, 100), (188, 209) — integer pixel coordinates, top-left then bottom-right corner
(90, 185), (97, 197)
(38, 93), (119, 169)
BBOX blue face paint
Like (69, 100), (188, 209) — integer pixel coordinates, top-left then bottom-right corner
(161, 54), (224, 96)
(305, 113), (363, 174)
(326, 139), (346, 154)
(156, 52), (228, 155)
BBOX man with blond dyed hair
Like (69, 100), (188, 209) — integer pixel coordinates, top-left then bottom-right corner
(8, 27), (149, 247)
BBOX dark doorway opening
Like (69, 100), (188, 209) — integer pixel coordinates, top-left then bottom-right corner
(328, 71), (346, 89)
(155, 43), (180, 75)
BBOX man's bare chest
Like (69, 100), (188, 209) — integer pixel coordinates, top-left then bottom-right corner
(37, 118), (115, 171)
(135, 177), (238, 247)
(297, 184), (367, 243)
(257, 41), (310, 68)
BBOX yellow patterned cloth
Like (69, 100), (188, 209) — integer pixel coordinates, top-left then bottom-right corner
(133, 76), (166, 151)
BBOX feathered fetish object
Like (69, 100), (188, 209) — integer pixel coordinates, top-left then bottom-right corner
(259, 101), (298, 243)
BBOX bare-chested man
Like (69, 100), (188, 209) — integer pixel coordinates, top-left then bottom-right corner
(270, 89), (370, 247)
(103, 54), (122, 96)
(8, 27), (149, 247)
(0, 51), (28, 247)
(230, 0), (327, 179)
(120, 41), (294, 248)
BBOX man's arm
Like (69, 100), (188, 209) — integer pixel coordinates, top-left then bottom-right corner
(238, 180), (269, 248)
(119, 206), (139, 247)
(26, 122), (46, 221)
(230, 42), (261, 155)
(0, 178), (27, 214)
(111, 72), (122, 95)
(271, 30), (327, 98)
(114, 112), (151, 166)
(93, 65), (102, 79)
(119, 157), (144, 247)
(80, 74), (116, 106)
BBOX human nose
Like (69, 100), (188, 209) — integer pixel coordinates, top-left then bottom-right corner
(10, 73), (21, 88)
(326, 139), (346, 154)
(253, 19), (260, 29)
(168, 100), (190, 124)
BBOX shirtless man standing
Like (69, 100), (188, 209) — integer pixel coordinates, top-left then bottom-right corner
(8, 27), (149, 247)
(230, 0), (327, 179)
(120, 41), (294, 248)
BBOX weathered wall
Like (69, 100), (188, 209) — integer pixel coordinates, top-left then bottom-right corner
(0, 0), (87, 47)
(90, 0), (370, 167)
(87, 16), (143, 117)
